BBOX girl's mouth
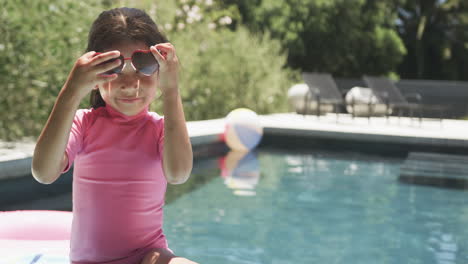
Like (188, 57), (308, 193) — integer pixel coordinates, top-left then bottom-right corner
(118, 97), (142, 103)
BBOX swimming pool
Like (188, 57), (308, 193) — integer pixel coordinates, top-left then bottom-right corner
(2, 146), (468, 263)
(164, 147), (468, 264)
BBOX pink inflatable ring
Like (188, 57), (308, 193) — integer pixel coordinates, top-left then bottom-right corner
(0, 210), (72, 263)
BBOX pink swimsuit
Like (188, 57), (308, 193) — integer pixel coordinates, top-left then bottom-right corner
(64, 104), (169, 264)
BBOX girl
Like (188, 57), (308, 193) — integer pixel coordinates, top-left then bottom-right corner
(31, 7), (197, 264)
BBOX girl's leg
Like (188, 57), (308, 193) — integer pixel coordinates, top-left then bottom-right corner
(140, 249), (198, 264)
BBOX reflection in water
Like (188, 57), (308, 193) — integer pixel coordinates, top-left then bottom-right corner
(428, 229), (458, 264)
(399, 151), (468, 190)
(218, 150), (260, 196)
(399, 175), (468, 190)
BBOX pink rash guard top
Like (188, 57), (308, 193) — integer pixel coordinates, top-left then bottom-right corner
(64, 104), (169, 264)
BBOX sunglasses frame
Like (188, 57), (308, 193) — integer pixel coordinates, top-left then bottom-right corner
(96, 49), (159, 76)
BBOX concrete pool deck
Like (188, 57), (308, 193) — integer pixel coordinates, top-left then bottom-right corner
(1, 112), (467, 180)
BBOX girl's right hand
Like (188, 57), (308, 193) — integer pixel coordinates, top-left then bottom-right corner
(62, 50), (122, 101)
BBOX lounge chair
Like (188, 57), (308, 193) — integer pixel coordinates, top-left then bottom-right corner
(302, 72), (379, 119)
(363, 75), (446, 122)
(301, 72), (346, 118)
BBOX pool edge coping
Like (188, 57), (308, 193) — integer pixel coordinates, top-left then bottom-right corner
(2, 114), (468, 180)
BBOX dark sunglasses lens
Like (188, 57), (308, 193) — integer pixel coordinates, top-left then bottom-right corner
(101, 55), (124, 75)
(132, 52), (159, 75)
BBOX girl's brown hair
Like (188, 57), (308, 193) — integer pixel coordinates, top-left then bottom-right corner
(86, 7), (168, 108)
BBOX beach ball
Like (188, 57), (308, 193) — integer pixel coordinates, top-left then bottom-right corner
(224, 108), (263, 151)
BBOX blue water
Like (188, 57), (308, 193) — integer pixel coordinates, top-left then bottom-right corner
(164, 148), (468, 264)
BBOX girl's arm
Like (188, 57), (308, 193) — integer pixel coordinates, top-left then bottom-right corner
(31, 91), (81, 184)
(161, 89), (193, 184)
(152, 43), (193, 184)
(32, 51), (122, 184)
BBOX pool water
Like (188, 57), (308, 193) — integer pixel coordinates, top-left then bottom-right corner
(164, 148), (468, 264)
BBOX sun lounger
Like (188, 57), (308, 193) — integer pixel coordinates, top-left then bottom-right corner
(363, 75), (447, 122)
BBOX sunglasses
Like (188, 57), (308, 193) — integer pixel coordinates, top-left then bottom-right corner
(97, 50), (159, 76)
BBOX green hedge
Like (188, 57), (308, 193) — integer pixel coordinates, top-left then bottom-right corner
(0, 1), (101, 140)
(0, 0), (295, 140)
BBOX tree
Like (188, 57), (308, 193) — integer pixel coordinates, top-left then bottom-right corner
(217, 0), (407, 78)
(395, 0), (468, 80)
(217, 0), (468, 80)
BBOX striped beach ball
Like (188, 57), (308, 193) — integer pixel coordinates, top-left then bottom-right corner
(224, 108), (263, 151)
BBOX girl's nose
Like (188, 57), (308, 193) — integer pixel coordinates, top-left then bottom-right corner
(119, 73), (139, 90)
(119, 63), (139, 90)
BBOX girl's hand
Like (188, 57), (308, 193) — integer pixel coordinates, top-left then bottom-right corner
(150, 43), (179, 95)
(62, 51), (122, 101)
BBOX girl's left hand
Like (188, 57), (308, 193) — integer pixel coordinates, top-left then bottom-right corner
(150, 43), (179, 95)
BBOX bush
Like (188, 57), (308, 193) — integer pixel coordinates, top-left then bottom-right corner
(0, 1), (101, 140)
(0, 0), (296, 140)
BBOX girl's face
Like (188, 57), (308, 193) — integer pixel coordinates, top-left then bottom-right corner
(98, 41), (158, 116)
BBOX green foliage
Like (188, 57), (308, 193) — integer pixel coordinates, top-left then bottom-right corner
(222, 0), (468, 80)
(171, 0), (241, 30)
(159, 23), (292, 120)
(172, 0), (401, 77)
(396, 0), (468, 80)
(243, 0), (407, 77)
(0, 1), (101, 140)
(0, 0), (295, 140)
